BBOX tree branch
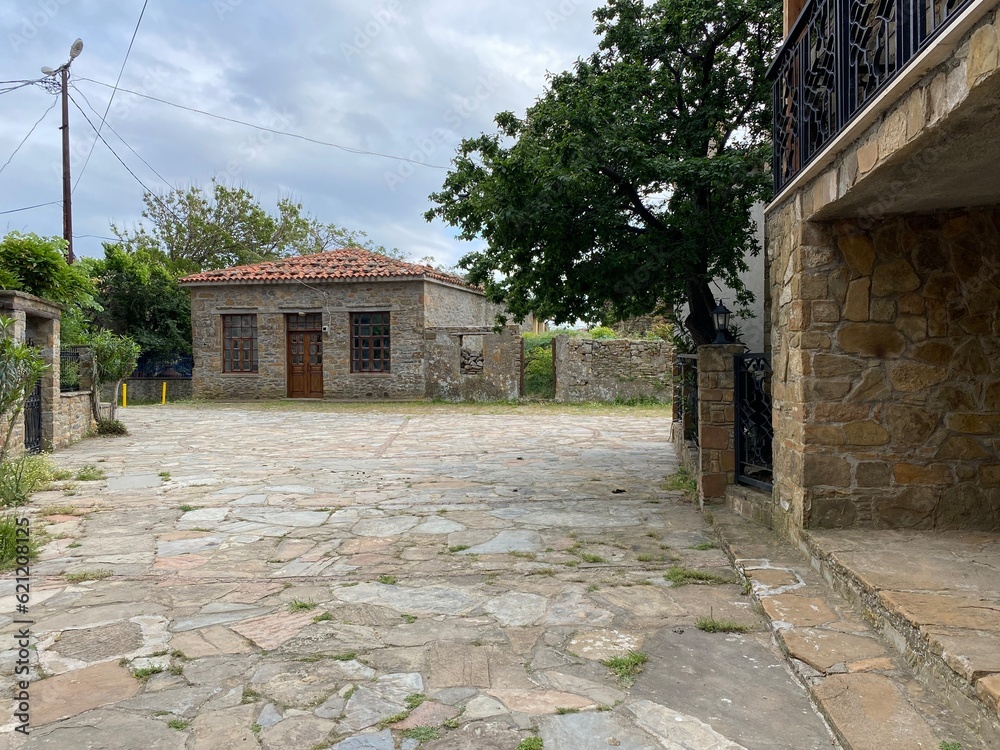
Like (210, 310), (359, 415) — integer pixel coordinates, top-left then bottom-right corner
(598, 166), (668, 232)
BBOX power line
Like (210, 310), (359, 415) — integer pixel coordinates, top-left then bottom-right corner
(73, 85), (173, 190)
(0, 201), (62, 216)
(75, 76), (448, 169)
(0, 97), (58, 178)
(73, 0), (149, 194)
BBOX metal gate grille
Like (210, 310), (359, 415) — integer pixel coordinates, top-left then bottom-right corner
(735, 353), (773, 491)
(24, 381), (42, 454)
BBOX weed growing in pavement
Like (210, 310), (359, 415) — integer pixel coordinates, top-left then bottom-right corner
(691, 542), (717, 551)
(662, 467), (697, 501)
(377, 575), (398, 585)
(0, 513), (36, 570)
(404, 693), (426, 710)
(448, 545), (470, 553)
(75, 465), (105, 481)
(64, 569), (112, 583)
(401, 614), (417, 623)
(130, 665), (164, 680)
(600, 651), (649, 686)
(287, 599), (317, 612)
(516, 738), (544, 750)
(313, 612), (333, 623)
(664, 566), (733, 586)
(178, 505), (196, 513)
(696, 611), (750, 633)
(402, 726), (440, 741)
(167, 718), (189, 730)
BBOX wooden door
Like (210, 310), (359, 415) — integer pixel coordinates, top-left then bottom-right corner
(287, 314), (323, 398)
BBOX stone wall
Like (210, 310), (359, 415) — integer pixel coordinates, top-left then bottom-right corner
(101, 379), (193, 404)
(696, 345), (743, 506)
(768, 205), (1000, 531)
(424, 326), (521, 401)
(53, 392), (94, 449)
(188, 280), (428, 400)
(552, 337), (672, 403)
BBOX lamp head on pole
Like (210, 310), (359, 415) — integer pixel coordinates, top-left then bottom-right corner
(69, 38), (84, 60)
(712, 302), (732, 344)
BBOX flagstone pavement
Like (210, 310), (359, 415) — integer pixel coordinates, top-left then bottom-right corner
(1, 404), (841, 749)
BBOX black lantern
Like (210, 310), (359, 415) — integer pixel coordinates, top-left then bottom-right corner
(712, 302), (732, 344)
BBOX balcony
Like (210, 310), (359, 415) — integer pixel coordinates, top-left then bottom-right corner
(770, 0), (975, 192)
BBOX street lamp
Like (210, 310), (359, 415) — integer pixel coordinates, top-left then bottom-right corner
(41, 38), (83, 264)
(712, 302), (733, 344)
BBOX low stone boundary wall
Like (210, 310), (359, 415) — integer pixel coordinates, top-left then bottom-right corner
(100, 378), (193, 404)
(552, 336), (672, 402)
(425, 326), (521, 402)
(54, 391), (94, 449)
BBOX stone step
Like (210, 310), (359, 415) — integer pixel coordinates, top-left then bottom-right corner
(799, 529), (1000, 734)
(713, 510), (999, 750)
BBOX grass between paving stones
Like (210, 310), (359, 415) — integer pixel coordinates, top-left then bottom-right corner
(377, 711), (410, 729)
(178, 505), (196, 513)
(401, 614), (417, 623)
(75, 465), (105, 481)
(664, 566), (733, 586)
(691, 542), (717, 551)
(696, 612), (750, 634)
(448, 545), (470, 553)
(404, 693), (426, 710)
(64, 569), (112, 583)
(516, 737), (544, 750)
(555, 707), (580, 715)
(40, 504), (76, 516)
(377, 575), (398, 585)
(600, 651), (649, 687)
(129, 665), (164, 681)
(242, 687), (262, 704)
(663, 467), (697, 500)
(940, 743), (963, 750)
(402, 726), (440, 741)
(313, 611), (333, 623)
(287, 598), (317, 612)
(167, 718), (189, 731)
(159, 471), (171, 480)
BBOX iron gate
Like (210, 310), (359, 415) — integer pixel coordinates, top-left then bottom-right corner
(24, 380), (42, 454)
(735, 353), (773, 491)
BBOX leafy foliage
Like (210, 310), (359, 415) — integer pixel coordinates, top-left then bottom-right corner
(112, 180), (403, 275)
(0, 317), (47, 463)
(89, 330), (141, 423)
(0, 513), (36, 571)
(0, 454), (56, 507)
(85, 246), (192, 357)
(0, 233), (97, 309)
(426, 0), (781, 342)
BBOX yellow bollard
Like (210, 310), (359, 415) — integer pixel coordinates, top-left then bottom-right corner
(162, 381), (167, 405)
(122, 383), (127, 408)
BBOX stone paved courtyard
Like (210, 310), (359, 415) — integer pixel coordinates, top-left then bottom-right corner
(1, 404), (838, 749)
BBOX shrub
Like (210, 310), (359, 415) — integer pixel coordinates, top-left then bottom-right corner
(96, 419), (128, 436)
(0, 454), (55, 507)
(587, 326), (617, 339)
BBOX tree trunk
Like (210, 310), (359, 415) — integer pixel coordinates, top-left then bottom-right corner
(108, 381), (122, 422)
(684, 277), (717, 345)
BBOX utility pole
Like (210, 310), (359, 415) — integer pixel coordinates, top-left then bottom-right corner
(42, 38), (83, 264)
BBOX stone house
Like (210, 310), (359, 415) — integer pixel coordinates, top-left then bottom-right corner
(178, 248), (522, 401)
(759, 0), (1000, 537)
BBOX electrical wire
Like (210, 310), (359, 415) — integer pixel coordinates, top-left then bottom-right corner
(0, 97), (59, 179)
(73, 84), (173, 190)
(75, 76), (448, 169)
(0, 201), (62, 216)
(73, 0), (150, 194)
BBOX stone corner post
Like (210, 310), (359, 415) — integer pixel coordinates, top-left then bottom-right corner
(696, 344), (744, 509)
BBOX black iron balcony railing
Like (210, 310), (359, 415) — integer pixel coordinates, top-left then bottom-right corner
(770, 0), (972, 192)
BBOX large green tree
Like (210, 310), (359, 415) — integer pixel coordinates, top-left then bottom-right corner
(84, 246), (192, 357)
(112, 180), (403, 274)
(425, 0), (781, 343)
(0, 233), (96, 310)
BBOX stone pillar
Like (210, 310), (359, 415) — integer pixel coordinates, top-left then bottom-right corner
(696, 344), (744, 508)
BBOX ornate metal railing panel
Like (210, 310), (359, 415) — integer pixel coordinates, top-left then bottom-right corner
(676, 354), (699, 447)
(735, 353), (773, 491)
(771, 0), (973, 191)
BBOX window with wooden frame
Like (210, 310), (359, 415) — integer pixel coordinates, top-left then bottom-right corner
(222, 314), (258, 373)
(351, 312), (390, 373)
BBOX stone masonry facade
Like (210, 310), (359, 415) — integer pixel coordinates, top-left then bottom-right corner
(188, 279), (516, 401)
(764, 5), (1000, 535)
(552, 337), (672, 403)
(769, 207), (1000, 532)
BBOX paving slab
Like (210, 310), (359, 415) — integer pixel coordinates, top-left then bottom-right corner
(3, 405), (845, 749)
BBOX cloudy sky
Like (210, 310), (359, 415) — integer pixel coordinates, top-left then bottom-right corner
(0, 0), (604, 266)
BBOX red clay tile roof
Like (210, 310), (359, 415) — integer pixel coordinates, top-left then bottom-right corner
(177, 247), (473, 288)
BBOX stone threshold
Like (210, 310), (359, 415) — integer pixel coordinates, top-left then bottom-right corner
(800, 528), (1000, 733)
(712, 510), (999, 750)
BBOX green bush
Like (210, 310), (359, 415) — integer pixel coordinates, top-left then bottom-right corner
(587, 326), (617, 339)
(60, 359), (81, 390)
(96, 419), (129, 436)
(523, 346), (554, 398)
(0, 454), (55, 507)
(0, 513), (36, 571)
